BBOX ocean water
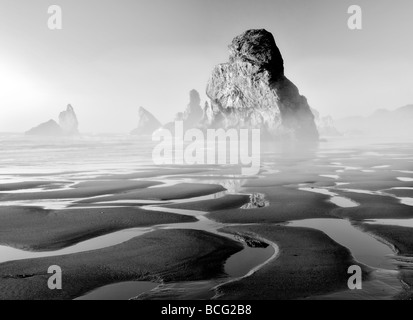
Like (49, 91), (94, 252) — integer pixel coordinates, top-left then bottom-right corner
(0, 134), (156, 177)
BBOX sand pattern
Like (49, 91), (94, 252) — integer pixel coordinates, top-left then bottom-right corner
(0, 135), (412, 300)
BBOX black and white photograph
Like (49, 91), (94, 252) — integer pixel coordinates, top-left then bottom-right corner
(0, 0), (413, 309)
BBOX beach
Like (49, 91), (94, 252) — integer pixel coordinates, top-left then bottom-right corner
(0, 135), (412, 300)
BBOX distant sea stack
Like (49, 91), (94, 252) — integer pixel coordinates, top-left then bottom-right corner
(26, 104), (79, 136)
(312, 108), (341, 137)
(25, 119), (63, 136)
(205, 29), (319, 141)
(131, 107), (162, 135)
(59, 104), (79, 135)
(182, 89), (203, 128)
(164, 89), (204, 132)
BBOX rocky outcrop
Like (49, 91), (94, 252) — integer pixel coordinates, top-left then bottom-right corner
(131, 107), (162, 135)
(182, 89), (203, 128)
(205, 29), (319, 141)
(26, 104), (79, 136)
(25, 120), (63, 136)
(163, 89), (204, 132)
(59, 104), (79, 135)
(241, 193), (270, 209)
(233, 232), (269, 248)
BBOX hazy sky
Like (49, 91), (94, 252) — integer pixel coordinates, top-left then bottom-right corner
(0, 0), (412, 133)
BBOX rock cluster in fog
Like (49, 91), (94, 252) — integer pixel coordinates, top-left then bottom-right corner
(26, 104), (79, 136)
(311, 108), (341, 137)
(131, 29), (320, 140)
(204, 29), (319, 141)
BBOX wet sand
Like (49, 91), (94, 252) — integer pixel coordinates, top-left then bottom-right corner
(162, 194), (251, 212)
(76, 183), (226, 203)
(336, 171), (412, 191)
(208, 186), (338, 223)
(88, 167), (215, 180)
(355, 222), (413, 299)
(382, 188), (413, 198)
(215, 225), (368, 300)
(0, 181), (70, 191)
(0, 229), (242, 300)
(243, 172), (335, 188)
(0, 206), (196, 251)
(0, 136), (412, 300)
(356, 223), (413, 256)
(332, 192), (413, 220)
(0, 180), (162, 201)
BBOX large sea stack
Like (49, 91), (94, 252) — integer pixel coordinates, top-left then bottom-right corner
(205, 29), (319, 141)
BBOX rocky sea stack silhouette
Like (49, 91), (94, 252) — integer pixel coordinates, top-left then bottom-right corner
(164, 89), (204, 132)
(204, 29), (319, 141)
(131, 107), (162, 135)
(59, 104), (79, 135)
(180, 89), (204, 128)
(25, 119), (63, 136)
(26, 104), (79, 136)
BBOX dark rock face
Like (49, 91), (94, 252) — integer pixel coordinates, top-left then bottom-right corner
(25, 120), (63, 136)
(233, 233), (269, 248)
(229, 29), (284, 77)
(131, 107), (162, 135)
(205, 29), (319, 141)
(59, 104), (79, 135)
(241, 193), (270, 209)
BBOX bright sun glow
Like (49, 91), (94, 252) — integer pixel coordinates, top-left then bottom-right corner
(0, 62), (42, 103)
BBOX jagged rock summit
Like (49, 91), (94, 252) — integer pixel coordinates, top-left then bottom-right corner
(205, 29), (319, 141)
(163, 89), (204, 132)
(131, 107), (162, 135)
(59, 104), (79, 135)
(182, 89), (204, 127)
